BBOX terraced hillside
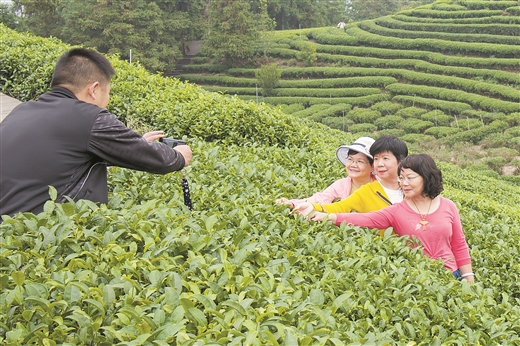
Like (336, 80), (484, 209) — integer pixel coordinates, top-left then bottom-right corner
(177, 0), (520, 181)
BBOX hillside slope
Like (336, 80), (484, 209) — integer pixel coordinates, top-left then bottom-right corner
(178, 0), (520, 182)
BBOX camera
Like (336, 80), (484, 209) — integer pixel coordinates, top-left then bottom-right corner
(159, 138), (187, 148)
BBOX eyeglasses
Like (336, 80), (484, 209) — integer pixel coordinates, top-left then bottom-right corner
(397, 176), (419, 183)
(346, 157), (368, 166)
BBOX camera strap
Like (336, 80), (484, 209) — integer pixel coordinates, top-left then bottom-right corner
(181, 172), (193, 211)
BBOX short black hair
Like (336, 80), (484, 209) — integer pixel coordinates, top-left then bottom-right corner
(369, 135), (408, 162)
(398, 154), (443, 198)
(51, 48), (115, 92)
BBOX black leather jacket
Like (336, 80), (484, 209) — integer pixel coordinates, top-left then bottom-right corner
(0, 87), (185, 217)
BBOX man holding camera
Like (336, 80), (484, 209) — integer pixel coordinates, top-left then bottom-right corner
(0, 48), (192, 218)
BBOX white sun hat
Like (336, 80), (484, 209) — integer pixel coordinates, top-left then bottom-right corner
(336, 136), (375, 165)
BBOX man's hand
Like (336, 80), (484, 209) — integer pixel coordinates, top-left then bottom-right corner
(174, 145), (192, 167)
(143, 130), (165, 142)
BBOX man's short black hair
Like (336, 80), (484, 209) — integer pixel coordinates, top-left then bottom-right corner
(398, 154), (444, 198)
(369, 135), (408, 162)
(51, 48), (115, 92)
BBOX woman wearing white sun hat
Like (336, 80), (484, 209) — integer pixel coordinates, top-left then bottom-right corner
(276, 136), (377, 209)
(294, 136), (409, 237)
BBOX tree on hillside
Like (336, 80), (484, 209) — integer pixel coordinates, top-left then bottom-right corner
(255, 63), (281, 96)
(60, 0), (184, 72)
(346, 0), (434, 21)
(154, 0), (207, 56)
(0, 3), (22, 30)
(254, 0), (277, 58)
(12, 0), (63, 37)
(249, 0), (346, 30)
(203, 0), (258, 65)
(9, 0), (207, 72)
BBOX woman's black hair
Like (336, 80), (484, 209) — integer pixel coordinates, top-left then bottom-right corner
(398, 154), (443, 198)
(369, 135), (408, 162)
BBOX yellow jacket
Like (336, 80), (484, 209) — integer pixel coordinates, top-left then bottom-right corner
(312, 181), (392, 213)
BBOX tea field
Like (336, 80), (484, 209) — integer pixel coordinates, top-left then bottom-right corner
(177, 0), (520, 181)
(1, 22), (520, 345)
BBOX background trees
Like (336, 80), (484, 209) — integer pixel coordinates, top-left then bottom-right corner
(1, 0), (435, 71)
(203, 0), (258, 65)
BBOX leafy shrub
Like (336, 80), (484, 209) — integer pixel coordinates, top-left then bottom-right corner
(421, 110), (452, 126)
(485, 156), (507, 173)
(505, 126), (520, 138)
(181, 64), (229, 73)
(455, 117), (484, 130)
(486, 147), (519, 161)
(370, 101), (404, 115)
(309, 28), (358, 45)
(349, 123), (377, 134)
(279, 103), (305, 114)
(321, 116), (352, 131)
(505, 112), (520, 127)
(307, 103), (351, 122)
(425, 126), (460, 138)
(291, 104), (333, 118)
(465, 163), (500, 178)
(395, 106), (428, 119)
(401, 133), (435, 143)
(296, 42), (317, 67)
(400, 118), (434, 134)
(377, 128), (406, 137)
(374, 115), (404, 130)
(255, 63), (282, 96)
(506, 6), (520, 15)
(393, 95), (473, 114)
(347, 108), (380, 124)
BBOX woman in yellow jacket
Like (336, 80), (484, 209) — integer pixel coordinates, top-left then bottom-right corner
(294, 136), (408, 219)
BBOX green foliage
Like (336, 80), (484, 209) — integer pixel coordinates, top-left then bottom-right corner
(375, 115), (404, 130)
(296, 42), (317, 67)
(307, 103), (351, 122)
(3, 9), (520, 345)
(371, 101), (404, 115)
(0, 25), (67, 101)
(347, 108), (381, 123)
(400, 118), (434, 134)
(425, 126), (460, 138)
(10, 0), (207, 72)
(395, 106), (428, 119)
(401, 133), (436, 143)
(203, 0), (258, 65)
(279, 103), (305, 114)
(255, 64), (282, 96)
(349, 123), (378, 134)
(321, 116), (352, 131)
(421, 110), (452, 126)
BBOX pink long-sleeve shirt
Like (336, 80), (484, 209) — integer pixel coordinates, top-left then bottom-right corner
(335, 196), (471, 271)
(289, 174), (378, 208)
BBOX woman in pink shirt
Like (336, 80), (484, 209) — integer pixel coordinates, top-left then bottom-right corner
(276, 136), (378, 209)
(309, 154), (475, 282)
